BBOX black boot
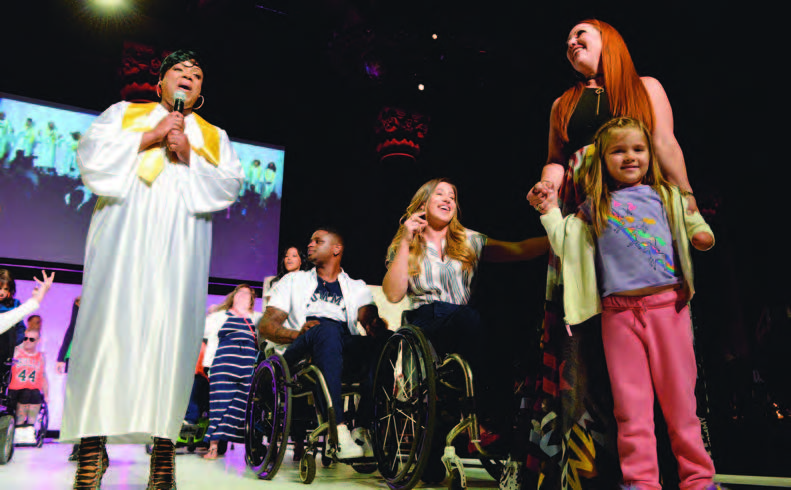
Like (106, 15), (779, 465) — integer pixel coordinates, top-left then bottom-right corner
(147, 437), (176, 490)
(73, 436), (106, 489)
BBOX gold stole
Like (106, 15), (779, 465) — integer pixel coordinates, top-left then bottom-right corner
(122, 102), (221, 184)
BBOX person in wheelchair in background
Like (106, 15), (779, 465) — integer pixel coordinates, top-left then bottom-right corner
(258, 227), (390, 460)
(8, 317), (49, 445)
(382, 178), (547, 475)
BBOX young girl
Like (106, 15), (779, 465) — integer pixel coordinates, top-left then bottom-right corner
(534, 117), (719, 490)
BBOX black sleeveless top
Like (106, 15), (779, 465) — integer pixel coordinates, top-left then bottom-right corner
(566, 87), (612, 154)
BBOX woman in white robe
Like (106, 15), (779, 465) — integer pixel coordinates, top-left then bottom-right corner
(61, 49), (244, 490)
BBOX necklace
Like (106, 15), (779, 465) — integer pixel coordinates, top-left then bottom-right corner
(594, 87), (605, 116)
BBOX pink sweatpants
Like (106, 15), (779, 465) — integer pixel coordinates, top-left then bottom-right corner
(601, 289), (715, 490)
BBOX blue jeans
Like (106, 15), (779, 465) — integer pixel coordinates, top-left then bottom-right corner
(283, 318), (378, 425)
(406, 302), (508, 431)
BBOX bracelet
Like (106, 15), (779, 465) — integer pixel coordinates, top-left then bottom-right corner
(680, 190), (694, 197)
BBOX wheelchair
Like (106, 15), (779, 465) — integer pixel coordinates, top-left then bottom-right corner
(0, 329), (16, 463)
(371, 324), (507, 490)
(0, 359), (14, 464)
(13, 399), (48, 448)
(244, 352), (378, 483)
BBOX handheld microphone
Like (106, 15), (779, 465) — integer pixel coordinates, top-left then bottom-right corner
(173, 90), (186, 113)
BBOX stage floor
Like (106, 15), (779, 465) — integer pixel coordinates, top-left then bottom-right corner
(0, 439), (497, 489)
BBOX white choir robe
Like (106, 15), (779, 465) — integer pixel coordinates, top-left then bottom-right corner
(60, 101), (244, 444)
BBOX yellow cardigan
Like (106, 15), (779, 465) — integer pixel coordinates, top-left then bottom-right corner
(540, 186), (714, 326)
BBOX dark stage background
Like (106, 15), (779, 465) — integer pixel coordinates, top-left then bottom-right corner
(1, 0), (785, 484)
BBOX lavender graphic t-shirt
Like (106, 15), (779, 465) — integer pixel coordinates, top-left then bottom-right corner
(582, 185), (681, 297)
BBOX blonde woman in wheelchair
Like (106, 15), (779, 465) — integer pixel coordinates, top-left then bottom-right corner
(382, 178), (547, 485)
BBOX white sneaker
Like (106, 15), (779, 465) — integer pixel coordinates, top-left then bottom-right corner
(335, 424), (364, 460)
(351, 427), (374, 458)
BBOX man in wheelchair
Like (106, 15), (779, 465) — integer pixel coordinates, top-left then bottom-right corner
(258, 227), (389, 460)
(8, 318), (49, 445)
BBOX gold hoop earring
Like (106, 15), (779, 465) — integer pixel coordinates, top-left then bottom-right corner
(155, 83), (162, 99)
(193, 95), (205, 110)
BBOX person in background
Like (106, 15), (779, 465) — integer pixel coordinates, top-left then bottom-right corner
(8, 316), (49, 445)
(57, 296), (81, 461)
(202, 284), (262, 459)
(259, 227), (391, 460)
(14, 117), (37, 159)
(0, 269), (27, 346)
(0, 112), (13, 165)
(262, 246), (309, 305)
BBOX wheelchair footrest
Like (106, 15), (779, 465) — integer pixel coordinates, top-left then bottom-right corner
(442, 446), (467, 488)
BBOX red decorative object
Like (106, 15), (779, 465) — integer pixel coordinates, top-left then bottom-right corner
(119, 42), (171, 102)
(374, 106), (429, 161)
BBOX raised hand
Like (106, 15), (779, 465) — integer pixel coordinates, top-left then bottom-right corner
(31, 270), (55, 303)
(403, 210), (427, 242)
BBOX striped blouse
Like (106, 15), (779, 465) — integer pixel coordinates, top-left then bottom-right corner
(391, 229), (487, 308)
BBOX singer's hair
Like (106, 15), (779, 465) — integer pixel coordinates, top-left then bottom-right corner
(386, 178), (477, 276)
(159, 49), (204, 79)
(551, 20), (654, 147)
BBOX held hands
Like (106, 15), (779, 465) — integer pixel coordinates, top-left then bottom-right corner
(31, 270), (55, 304)
(528, 181), (558, 215)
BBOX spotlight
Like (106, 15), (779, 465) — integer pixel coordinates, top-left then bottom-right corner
(432, 33), (438, 40)
(417, 84), (425, 91)
(95, 0), (124, 7)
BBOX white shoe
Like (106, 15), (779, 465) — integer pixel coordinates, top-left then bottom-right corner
(351, 427), (374, 458)
(336, 424), (364, 460)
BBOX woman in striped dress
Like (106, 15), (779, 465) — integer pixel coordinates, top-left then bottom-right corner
(203, 284), (262, 459)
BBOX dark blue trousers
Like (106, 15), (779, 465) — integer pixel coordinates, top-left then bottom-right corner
(283, 318), (376, 425)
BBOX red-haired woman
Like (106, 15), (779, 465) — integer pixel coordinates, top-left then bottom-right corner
(523, 20), (698, 489)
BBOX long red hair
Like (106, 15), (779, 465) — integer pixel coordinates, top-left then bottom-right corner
(553, 19), (655, 144)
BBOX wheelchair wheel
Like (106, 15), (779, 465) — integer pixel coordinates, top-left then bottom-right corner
(299, 451), (316, 484)
(34, 402), (49, 448)
(245, 354), (292, 479)
(372, 325), (437, 490)
(0, 414), (14, 464)
(352, 462), (378, 474)
(448, 467), (465, 490)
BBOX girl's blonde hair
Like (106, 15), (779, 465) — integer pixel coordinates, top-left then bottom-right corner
(216, 284), (256, 313)
(585, 117), (673, 236)
(386, 178), (477, 275)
